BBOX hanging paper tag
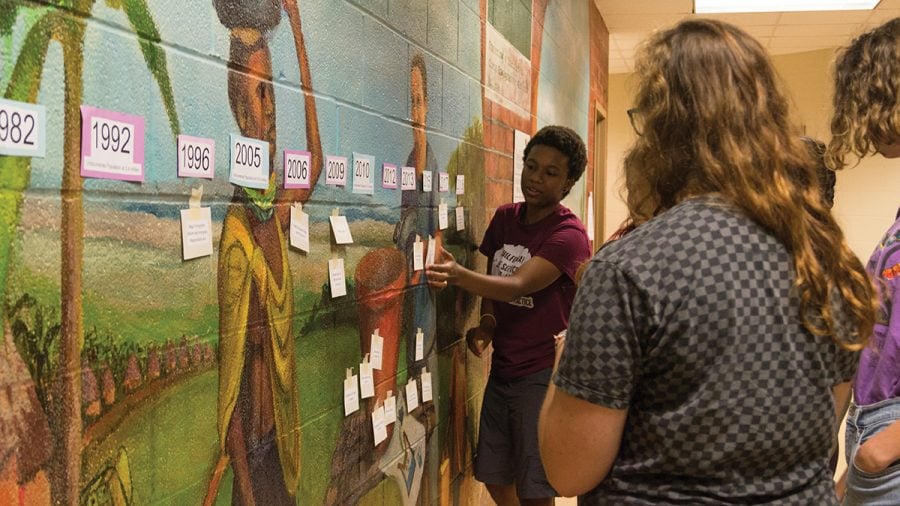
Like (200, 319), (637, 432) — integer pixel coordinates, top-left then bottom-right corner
(344, 368), (359, 416)
(370, 330), (384, 370)
(290, 202), (310, 252)
(384, 391), (397, 424)
(415, 328), (424, 361)
(421, 368), (433, 403)
(372, 405), (388, 445)
(406, 379), (419, 412)
(180, 185), (213, 260)
(360, 355), (375, 399)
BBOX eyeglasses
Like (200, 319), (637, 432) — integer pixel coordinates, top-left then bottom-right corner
(627, 108), (643, 137)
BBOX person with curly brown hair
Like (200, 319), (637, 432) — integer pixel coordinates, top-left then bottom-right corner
(827, 17), (900, 506)
(539, 19), (877, 504)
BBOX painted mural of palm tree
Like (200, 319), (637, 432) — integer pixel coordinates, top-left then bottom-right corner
(0, 1), (179, 503)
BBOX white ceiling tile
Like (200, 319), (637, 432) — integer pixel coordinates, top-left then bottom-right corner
(595, 0), (692, 15)
(769, 35), (849, 47)
(778, 10), (872, 24)
(866, 8), (900, 22)
(695, 12), (783, 25)
(773, 23), (861, 36)
(597, 2), (900, 72)
(742, 24), (777, 37)
(601, 13), (690, 30)
(769, 46), (814, 55)
(873, 0), (900, 8)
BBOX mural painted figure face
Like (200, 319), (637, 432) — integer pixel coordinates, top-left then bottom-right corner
(411, 64), (427, 155)
(228, 33), (276, 152)
(521, 144), (573, 216)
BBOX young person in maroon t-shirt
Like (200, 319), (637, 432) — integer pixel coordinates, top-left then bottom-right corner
(426, 125), (591, 505)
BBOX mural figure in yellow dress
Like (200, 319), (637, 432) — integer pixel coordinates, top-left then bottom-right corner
(206, 1), (322, 504)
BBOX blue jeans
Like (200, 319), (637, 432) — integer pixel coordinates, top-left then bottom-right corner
(844, 397), (900, 505)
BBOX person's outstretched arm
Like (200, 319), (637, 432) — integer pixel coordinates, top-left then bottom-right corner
(425, 247), (561, 302)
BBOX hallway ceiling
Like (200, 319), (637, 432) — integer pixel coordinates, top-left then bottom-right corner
(597, 0), (900, 73)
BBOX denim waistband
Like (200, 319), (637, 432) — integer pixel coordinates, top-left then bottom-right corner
(847, 396), (900, 427)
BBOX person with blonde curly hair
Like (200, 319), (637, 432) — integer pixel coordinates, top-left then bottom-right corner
(827, 17), (900, 506)
(539, 19), (877, 504)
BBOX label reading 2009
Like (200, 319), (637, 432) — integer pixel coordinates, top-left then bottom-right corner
(325, 155), (348, 186)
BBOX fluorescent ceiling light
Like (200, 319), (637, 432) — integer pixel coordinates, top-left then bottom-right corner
(694, 0), (880, 13)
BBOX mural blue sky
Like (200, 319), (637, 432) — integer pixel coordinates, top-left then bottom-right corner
(13, 0), (479, 222)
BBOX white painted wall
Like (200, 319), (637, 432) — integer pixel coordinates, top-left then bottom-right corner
(604, 48), (900, 261)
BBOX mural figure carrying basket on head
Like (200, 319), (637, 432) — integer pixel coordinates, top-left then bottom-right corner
(204, 1), (322, 504)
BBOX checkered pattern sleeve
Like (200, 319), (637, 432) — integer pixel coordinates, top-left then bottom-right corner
(553, 260), (655, 410)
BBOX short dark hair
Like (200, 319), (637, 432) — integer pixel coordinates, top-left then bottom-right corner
(523, 125), (587, 184)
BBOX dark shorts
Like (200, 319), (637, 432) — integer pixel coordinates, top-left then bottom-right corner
(474, 367), (557, 499)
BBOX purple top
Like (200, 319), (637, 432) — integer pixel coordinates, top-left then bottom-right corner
(854, 213), (900, 406)
(479, 203), (591, 379)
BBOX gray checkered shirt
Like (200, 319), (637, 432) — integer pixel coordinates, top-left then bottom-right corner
(555, 196), (857, 504)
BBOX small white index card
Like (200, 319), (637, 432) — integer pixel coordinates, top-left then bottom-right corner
(421, 368), (433, 403)
(413, 235), (424, 271)
(425, 235), (436, 267)
(415, 328), (424, 361)
(344, 368), (359, 416)
(329, 214), (354, 244)
(180, 185), (213, 260)
(372, 405), (388, 446)
(385, 391), (397, 424)
(438, 202), (448, 230)
(406, 379), (419, 412)
(290, 202), (310, 252)
(360, 356), (375, 399)
(329, 258), (347, 298)
(370, 330), (384, 370)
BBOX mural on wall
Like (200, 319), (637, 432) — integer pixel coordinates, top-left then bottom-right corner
(206, 1), (321, 504)
(1, 1), (180, 504)
(0, 0), (599, 504)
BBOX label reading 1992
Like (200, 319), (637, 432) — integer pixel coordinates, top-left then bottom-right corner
(80, 105), (145, 182)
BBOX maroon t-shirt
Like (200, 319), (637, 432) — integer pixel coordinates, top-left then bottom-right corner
(479, 203), (591, 379)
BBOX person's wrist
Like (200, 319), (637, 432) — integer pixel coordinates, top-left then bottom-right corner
(479, 313), (497, 329)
